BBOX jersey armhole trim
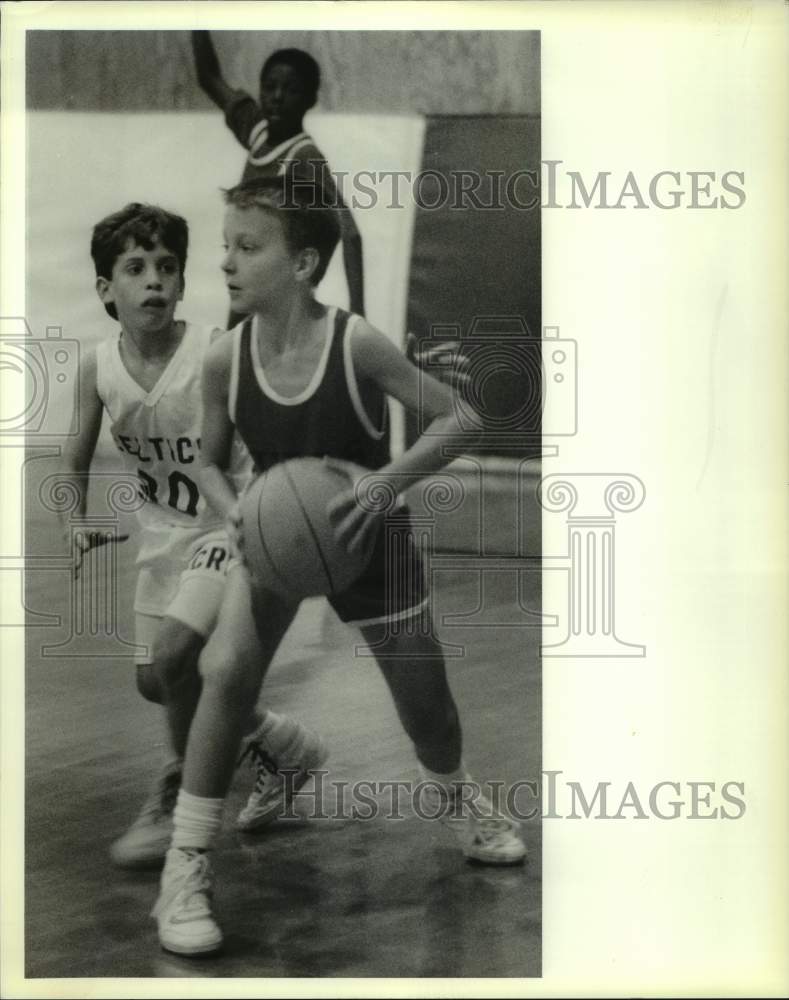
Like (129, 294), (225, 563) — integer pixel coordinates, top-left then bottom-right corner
(247, 117), (268, 152)
(343, 316), (386, 441)
(248, 130), (310, 167)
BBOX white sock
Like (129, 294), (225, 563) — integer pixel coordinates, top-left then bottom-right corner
(171, 789), (224, 851)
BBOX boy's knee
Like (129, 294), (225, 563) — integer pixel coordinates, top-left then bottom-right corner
(136, 662), (165, 704)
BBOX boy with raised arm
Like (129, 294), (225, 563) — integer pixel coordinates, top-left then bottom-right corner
(192, 30), (365, 319)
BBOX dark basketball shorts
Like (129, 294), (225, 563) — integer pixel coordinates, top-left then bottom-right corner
(329, 509), (429, 627)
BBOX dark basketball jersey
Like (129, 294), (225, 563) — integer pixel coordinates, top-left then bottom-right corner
(229, 307), (390, 475)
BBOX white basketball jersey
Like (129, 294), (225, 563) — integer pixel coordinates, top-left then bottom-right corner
(95, 323), (252, 533)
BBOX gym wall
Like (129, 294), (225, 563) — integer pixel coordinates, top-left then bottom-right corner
(26, 30), (540, 115)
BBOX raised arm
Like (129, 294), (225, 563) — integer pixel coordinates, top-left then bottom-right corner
(312, 161), (365, 316)
(336, 198), (365, 317)
(191, 30), (237, 111)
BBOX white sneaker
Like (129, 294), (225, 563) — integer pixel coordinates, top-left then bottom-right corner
(419, 778), (527, 866)
(153, 848), (223, 956)
(236, 723), (328, 831)
(110, 759), (181, 869)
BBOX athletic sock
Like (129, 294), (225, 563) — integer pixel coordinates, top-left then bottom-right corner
(171, 789), (224, 850)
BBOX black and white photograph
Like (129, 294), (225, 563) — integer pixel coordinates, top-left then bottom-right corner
(15, 12), (542, 983)
(1, 2), (787, 997)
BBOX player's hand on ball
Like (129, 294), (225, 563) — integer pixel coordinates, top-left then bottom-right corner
(327, 486), (380, 556)
(406, 332), (471, 392)
(325, 462), (385, 556)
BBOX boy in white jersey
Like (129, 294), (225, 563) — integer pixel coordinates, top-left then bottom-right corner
(59, 203), (328, 869)
(153, 178), (525, 956)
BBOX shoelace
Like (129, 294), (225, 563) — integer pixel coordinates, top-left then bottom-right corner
(179, 853), (213, 908)
(237, 740), (280, 794)
(154, 851), (212, 918)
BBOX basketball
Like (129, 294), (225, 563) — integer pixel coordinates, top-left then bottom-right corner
(240, 456), (376, 602)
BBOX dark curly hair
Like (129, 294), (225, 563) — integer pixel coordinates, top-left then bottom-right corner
(90, 204), (188, 319)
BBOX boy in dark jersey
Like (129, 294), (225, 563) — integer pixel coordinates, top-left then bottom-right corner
(152, 177), (525, 957)
(192, 30), (365, 318)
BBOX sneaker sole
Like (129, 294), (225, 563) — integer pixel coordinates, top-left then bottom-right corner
(236, 743), (328, 832)
(467, 849), (528, 867)
(159, 935), (223, 957)
(438, 815), (528, 867)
